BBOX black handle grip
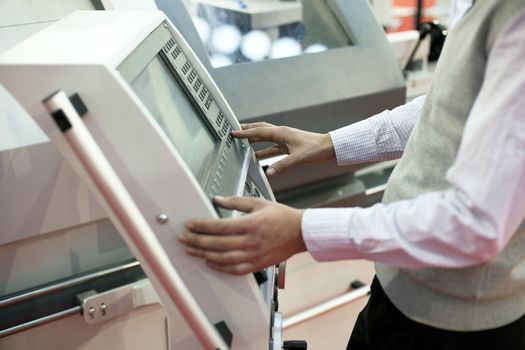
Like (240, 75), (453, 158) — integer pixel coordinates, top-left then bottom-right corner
(283, 340), (307, 349)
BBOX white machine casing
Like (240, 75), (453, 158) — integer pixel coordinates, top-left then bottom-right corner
(0, 10), (278, 350)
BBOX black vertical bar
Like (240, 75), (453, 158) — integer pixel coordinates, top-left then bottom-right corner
(415, 0), (424, 30)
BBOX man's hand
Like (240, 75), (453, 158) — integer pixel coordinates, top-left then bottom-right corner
(232, 122), (335, 176)
(179, 196), (306, 275)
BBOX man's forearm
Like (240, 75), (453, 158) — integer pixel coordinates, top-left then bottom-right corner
(329, 95), (426, 165)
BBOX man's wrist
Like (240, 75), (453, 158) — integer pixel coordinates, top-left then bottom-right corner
(293, 208), (307, 254)
(320, 133), (336, 161)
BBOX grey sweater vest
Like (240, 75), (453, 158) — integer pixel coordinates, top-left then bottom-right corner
(377, 0), (525, 331)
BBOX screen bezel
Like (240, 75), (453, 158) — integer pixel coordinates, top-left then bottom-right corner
(117, 24), (234, 196)
(129, 54), (220, 186)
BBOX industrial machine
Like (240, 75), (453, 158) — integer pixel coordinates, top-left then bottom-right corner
(0, 1), (406, 348)
(175, 0), (406, 208)
(0, 3), (150, 349)
(0, 10), (284, 350)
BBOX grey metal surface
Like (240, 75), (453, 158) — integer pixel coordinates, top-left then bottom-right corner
(197, 0), (303, 29)
(276, 161), (396, 209)
(301, 0), (353, 48)
(211, 0), (405, 127)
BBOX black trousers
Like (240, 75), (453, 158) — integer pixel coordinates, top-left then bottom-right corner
(347, 277), (525, 350)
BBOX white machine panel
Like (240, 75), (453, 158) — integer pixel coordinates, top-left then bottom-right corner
(0, 11), (279, 350)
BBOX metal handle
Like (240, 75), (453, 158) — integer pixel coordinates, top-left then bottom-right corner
(43, 90), (228, 350)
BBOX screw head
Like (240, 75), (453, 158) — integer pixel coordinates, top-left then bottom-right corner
(100, 303), (107, 316)
(88, 306), (95, 319)
(156, 213), (169, 224)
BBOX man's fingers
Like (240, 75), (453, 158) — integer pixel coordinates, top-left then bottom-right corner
(266, 155), (297, 176)
(213, 196), (265, 212)
(206, 262), (257, 275)
(184, 197), (265, 234)
(185, 248), (251, 265)
(231, 127), (285, 144)
(179, 232), (247, 251)
(255, 146), (286, 159)
(240, 122), (274, 130)
(185, 216), (245, 235)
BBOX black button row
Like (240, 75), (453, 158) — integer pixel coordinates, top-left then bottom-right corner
(187, 69), (197, 84)
(218, 120), (231, 139)
(181, 61), (191, 75)
(198, 87), (208, 101)
(171, 45), (182, 60)
(164, 38), (175, 52)
(226, 133), (233, 149)
(204, 95), (213, 110)
(193, 78), (202, 93)
(215, 112), (225, 128)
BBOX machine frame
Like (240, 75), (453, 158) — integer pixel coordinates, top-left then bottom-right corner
(0, 10), (279, 350)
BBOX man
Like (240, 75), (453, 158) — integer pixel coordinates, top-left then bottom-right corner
(179, 0), (525, 348)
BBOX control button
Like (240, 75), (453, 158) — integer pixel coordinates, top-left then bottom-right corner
(226, 133), (233, 148)
(216, 112), (225, 128)
(199, 87), (208, 101)
(204, 95), (213, 110)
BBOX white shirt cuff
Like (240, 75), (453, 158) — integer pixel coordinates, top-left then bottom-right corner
(329, 119), (378, 166)
(301, 208), (362, 262)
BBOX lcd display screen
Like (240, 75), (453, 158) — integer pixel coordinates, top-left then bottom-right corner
(130, 55), (218, 186)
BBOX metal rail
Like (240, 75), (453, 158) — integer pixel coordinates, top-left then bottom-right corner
(283, 285), (370, 329)
(0, 306), (81, 338)
(0, 261), (140, 309)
